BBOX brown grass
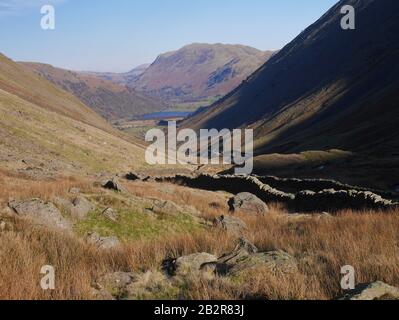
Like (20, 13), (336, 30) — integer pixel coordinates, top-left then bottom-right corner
(0, 169), (93, 205)
(1, 207), (399, 300)
(1, 176), (399, 300)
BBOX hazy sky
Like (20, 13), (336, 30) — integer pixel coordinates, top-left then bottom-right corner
(0, 0), (338, 72)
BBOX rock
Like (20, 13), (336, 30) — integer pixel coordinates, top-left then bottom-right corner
(85, 232), (120, 250)
(125, 172), (144, 181)
(163, 253), (217, 277)
(208, 238), (258, 275)
(70, 196), (95, 220)
(126, 271), (177, 300)
(229, 192), (269, 215)
(228, 250), (298, 276)
(213, 215), (247, 236)
(151, 200), (181, 216)
(94, 271), (176, 300)
(102, 208), (118, 222)
(8, 199), (71, 231)
(94, 272), (135, 299)
(102, 177), (126, 192)
(208, 239), (296, 276)
(340, 282), (399, 300)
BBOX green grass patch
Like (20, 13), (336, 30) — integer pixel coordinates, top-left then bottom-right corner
(75, 207), (203, 242)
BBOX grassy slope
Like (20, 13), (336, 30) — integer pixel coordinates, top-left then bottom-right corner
(0, 53), (150, 174)
(0, 54), (113, 133)
(0, 88), (146, 173)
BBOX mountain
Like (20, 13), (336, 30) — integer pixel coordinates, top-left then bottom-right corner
(21, 62), (166, 121)
(0, 53), (146, 175)
(185, 0), (399, 158)
(130, 43), (274, 104)
(84, 64), (150, 86)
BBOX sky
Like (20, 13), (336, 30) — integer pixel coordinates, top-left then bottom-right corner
(0, 0), (338, 72)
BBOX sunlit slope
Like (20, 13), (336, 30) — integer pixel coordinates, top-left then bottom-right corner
(0, 88), (146, 174)
(0, 53), (112, 133)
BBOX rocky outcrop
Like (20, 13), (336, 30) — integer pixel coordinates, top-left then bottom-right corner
(85, 232), (120, 250)
(94, 272), (135, 299)
(163, 253), (218, 277)
(228, 192), (269, 215)
(202, 238), (297, 276)
(70, 196), (95, 219)
(93, 271), (176, 300)
(8, 199), (71, 231)
(340, 282), (399, 300)
(102, 177), (126, 192)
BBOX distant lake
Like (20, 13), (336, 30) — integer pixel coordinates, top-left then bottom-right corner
(138, 111), (193, 120)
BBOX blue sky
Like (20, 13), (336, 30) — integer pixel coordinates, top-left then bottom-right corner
(0, 0), (338, 72)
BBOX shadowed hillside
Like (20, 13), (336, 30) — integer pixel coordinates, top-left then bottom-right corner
(185, 0), (399, 157)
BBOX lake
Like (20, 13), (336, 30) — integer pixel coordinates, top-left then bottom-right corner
(138, 111), (193, 120)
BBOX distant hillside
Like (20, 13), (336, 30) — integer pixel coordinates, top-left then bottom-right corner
(83, 64), (150, 86)
(0, 54), (112, 132)
(0, 53), (146, 175)
(185, 0), (399, 158)
(21, 62), (166, 121)
(130, 43), (273, 104)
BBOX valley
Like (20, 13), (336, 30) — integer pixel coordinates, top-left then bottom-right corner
(0, 0), (399, 302)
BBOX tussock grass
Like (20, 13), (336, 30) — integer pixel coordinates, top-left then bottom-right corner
(1, 176), (399, 300)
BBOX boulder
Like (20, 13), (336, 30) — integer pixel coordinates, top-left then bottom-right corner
(163, 253), (217, 277)
(229, 192), (269, 215)
(94, 272), (135, 299)
(85, 232), (120, 250)
(102, 177), (126, 192)
(70, 196), (95, 220)
(126, 271), (177, 300)
(340, 281), (399, 300)
(213, 215), (247, 236)
(125, 172), (144, 181)
(94, 271), (176, 300)
(208, 238), (297, 276)
(151, 200), (181, 216)
(102, 208), (118, 222)
(207, 238), (258, 275)
(228, 250), (298, 276)
(8, 199), (71, 231)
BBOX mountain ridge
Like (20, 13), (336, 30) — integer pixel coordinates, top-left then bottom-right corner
(184, 0), (399, 157)
(21, 62), (166, 121)
(129, 43), (274, 104)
